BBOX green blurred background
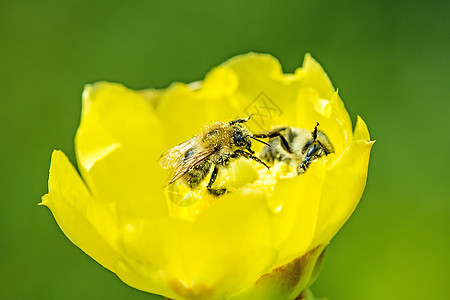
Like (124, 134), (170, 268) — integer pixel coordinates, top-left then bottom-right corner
(1, 0), (449, 299)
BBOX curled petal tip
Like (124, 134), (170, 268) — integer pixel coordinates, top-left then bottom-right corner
(39, 195), (49, 206)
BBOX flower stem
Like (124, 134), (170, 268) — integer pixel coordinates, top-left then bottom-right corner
(295, 289), (326, 300)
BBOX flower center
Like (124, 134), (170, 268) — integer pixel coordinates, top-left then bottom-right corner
(165, 157), (296, 221)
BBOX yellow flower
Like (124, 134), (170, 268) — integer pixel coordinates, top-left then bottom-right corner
(41, 53), (373, 300)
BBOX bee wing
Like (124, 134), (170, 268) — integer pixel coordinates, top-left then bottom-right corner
(159, 138), (214, 186)
(159, 138), (197, 169)
(165, 148), (214, 186)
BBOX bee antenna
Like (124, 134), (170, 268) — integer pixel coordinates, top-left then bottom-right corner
(250, 136), (271, 147)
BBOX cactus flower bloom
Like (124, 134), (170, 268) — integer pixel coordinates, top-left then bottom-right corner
(41, 53), (373, 300)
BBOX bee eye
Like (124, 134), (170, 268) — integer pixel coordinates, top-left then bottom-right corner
(233, 131), (245, 146)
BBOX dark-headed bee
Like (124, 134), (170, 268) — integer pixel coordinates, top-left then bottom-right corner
(258, 123), (335, 174)
(159, 115), (286, 196)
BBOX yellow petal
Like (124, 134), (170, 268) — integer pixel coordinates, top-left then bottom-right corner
(229, 245), (326, 300)
(201, 65), (239, 97)
(41, 150), (121, 271)
(313, 137), (374, 246)
(156, 82), (239, 147)
(268, 159), (327, 267)
(75, 82), (169, 220)
(354, 115), (371, 141)
(118, 189), (278, 299)
(295, 55), (352, 149)
(296, 54), (335, 100)
(294, 89), (351, 155)
(114, 257), (180, 300)
(155, 64), (247, 147)
(224, 53), (299, 130)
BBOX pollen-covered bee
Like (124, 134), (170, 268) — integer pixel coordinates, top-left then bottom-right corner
(258, 123), (335, 174)
(159, 115), (284, 196)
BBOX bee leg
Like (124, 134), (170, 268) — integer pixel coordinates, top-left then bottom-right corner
(207, 165), (227, 196)
(299, 157), (310, 171)
(253, 128), (293, 154)
(312, 122), (320, 140)
(229, 114), (253, 125)
(233, 150), (270, 170)
(301, 123), (321, 154)
(300, 142), (324, 172)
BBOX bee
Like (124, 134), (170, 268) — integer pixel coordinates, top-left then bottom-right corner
(159, 115), (287, 196)
(258, 123), (335, 174)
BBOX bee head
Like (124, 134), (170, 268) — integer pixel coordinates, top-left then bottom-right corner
(232, 126), (253, 152)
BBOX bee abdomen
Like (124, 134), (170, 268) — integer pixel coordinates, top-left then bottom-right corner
(183, 160), (211, 188)
(260, 134), (295, 164)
